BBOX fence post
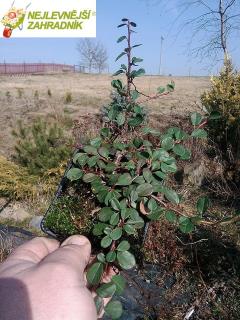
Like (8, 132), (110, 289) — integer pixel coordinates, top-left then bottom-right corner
(4, 60), (6, 74)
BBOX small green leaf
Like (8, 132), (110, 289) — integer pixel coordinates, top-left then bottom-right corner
(97, 282), (117, 298)
(165, 210), (177, 223)
(110, 199), (121, 212)
(110, 212), (120, 225)
(111, 80), (123, 90)
(148, 209), (163, 220)
(164, 188), (180, 204)
(83, 145), (98, 155)
(110, 227), (122, 240)
(73, 153), (88, 166)
(132, 44), (142, 48)
(179, 217), (195, 233)
(117, 23), (127, 28)
(143, 168), (153, 183)
(113, 69), (124, 76)
(161, 137), (174, 151)
(106, 251), (117, 263)
(94, 296), (103, 315)
(101, 236), (112, 248)
(191, 112), (203, 126)
(82, 173), (98, 183)
(209, 111), (221, 120)
(87, 262), (104, 286)
(131, 90), (140, 100)
(105, 300), (123, 319)
(117, 251), (136, 270)
(66, 168), (83, 181)
(136, 183), (153, 197)
(99, 207), (114, 222)
(117, 240), (130, 252)
(128, 114), (144, 127)
(97, 253), (105, 263)
(117, 35), (127, 43)
(90, 137), (102, 148)
(166, 81), (175, 92)
(132, 57), (143, 64)
(98, 147), (109, 159)
(93, 223), (107, 236)
(116, 173), (132, 186)
(197, 196), (210, 214)
(191, 129), (208, 138)
(161, 162), (177, 173)
(116, 113), (125, 126)
(123, 224), (135, 234)
(115, 52), (126, 61)
(112, 274), (126, 294)
(158, 86), (165, 94)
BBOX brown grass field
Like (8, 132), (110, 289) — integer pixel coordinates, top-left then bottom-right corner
(0, 73), (210, 156)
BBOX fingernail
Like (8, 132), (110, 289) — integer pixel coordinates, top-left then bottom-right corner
(61, 235), (90, 247)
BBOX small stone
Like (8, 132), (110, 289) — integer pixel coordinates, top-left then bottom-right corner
(0, 203), (31, 222)
(29, 216), (43, 231)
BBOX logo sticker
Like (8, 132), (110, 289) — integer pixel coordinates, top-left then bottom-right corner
(0, 0), (96, 38)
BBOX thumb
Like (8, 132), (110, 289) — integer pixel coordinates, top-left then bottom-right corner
(41, 235), (91, 275)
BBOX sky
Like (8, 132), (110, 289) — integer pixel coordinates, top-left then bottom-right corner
(0, 0), (239, 76)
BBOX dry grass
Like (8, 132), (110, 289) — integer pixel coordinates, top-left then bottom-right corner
(0, 231), (12, 262)
(0, 73), (210, 156)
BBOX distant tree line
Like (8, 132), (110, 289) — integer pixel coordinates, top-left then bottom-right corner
(77, 39), (108, 73)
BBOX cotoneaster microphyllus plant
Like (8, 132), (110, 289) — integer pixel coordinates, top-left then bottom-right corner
(61, 19), (214, 319)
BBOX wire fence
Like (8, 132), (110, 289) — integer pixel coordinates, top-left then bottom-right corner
(0, 63), (86, 75)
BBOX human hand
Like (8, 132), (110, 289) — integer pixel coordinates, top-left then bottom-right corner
(0, 235), (97, 320)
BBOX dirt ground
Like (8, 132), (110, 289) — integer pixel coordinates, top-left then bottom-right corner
(0, 73), (210, 156)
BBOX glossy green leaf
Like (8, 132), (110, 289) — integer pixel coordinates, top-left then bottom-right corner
(157, 86), (165, 94)
(136, 183), (153, 196)
(110, 199), (121, 211)
(99, 207), (114, 222)
(83, 145), (98, 155)
(98, 147), (109, 159)
(110, 212), (120, 225)
(197, 196), (210, 214)
(191, 129), (208, 138)
(117, 251), (136, 270)
(82, 173), (98, 183)
(90, 137), (102, 148)
(87, 262), (104, 286)
(179, 217), (195, 233)
(117, 35), (127, 43)
(106, 251), (117, 263)
(116, 113), (125, 126)
(191, 112), (203, 126)
(131, 90), (140, 100)
(97, 282), (117, 298)
(165, 210), (177, 223)
(117, 240), (130, 252)
(115, 52), (126, 61)
(101, 236), (112, 248)
(66, 168), (83, 181)
(112, 274), (126, 294)
(110, 227), (122, 240)
(123, 224), (136, 234)
(105, 300), (123, 319)
(164, 188), (180, 204)
(97, 253), (106, 263)
(128, 114), (144, 127)
(116, 173), (132, 186)
(113, 69), (124, 76)
(94, 296), (103, 315)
